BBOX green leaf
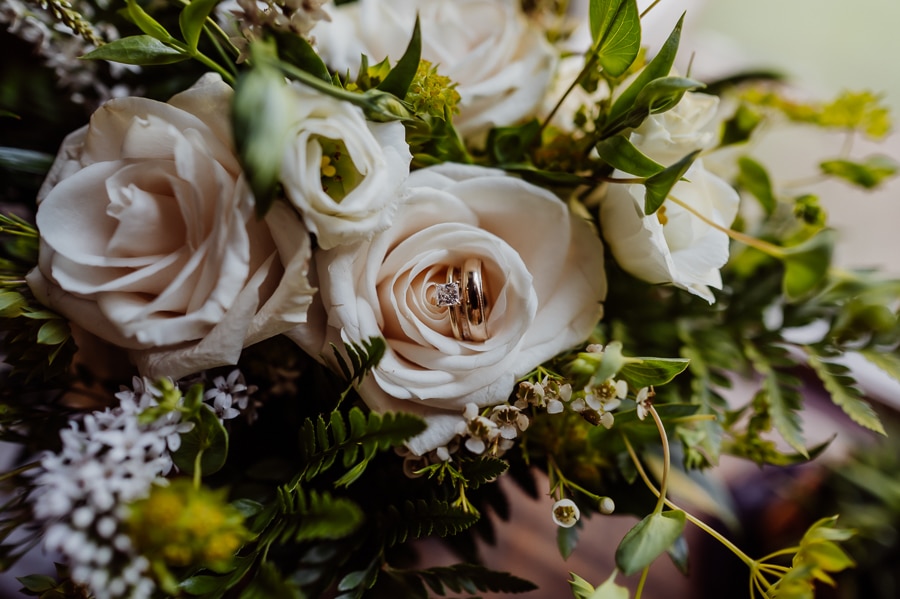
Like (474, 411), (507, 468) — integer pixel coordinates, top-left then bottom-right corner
(858, 349), (900, 384)
(643, 150), (700, 215)
(486, 119), (542, 165)
(124, 0), (175, 42)
(275, 487), (364, 542)
(606, 15), (683, 130)
(781, 230), (834, 301)
(377, 16), (421, 99)
(36, 319), (69, 346)
(589, 0), (641, 77)
(631, 76), (704, 120)
(619, 357), (690, 388)
(16, 575), (56, 593)
(806, 349), (885, 435)
(820, 155), (899, 189)
(408, 564), (537, 596)
(615, 510), (686, 576)
(719, 103), (762, 147)
(746, 342), (808, 457)
(738, 156), (776, 215)
(82, 35), (188, 65)
(0, 291), (26, 318)
(460, 455), (508, 489)
(595, 135), (664, 177)
(0, 147), (53, 175)
(272, 30), (331, 81)
(665, 534), (690, 576)
(179, 0), (219, 52)
(384, 499), (479, 547)
(172, 405), (229, 475)
(331, 337), (387, 398)
(232, 45), (292, 217)
(590, 571), (630, 599)
(557, 523), (580, 560)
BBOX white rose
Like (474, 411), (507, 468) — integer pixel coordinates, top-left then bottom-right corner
(280, 82), (412, 250)
(288, 163), (606, 454)
(629, 91), (721, 164)
(601, 161), (739, 302)
(313, 0), (557, 138)
(600, 90), (739, 303)
(26, 74), (316, 379)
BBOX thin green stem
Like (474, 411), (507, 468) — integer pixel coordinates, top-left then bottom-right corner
(648, 405), (669, 514)
(193, 450), (203, 489)
(668, 194), (787, 259)
(635, 566), (650, 599)
(622, 434), (756, 568)
(192, 50), (236, 85)
(0, 461), (41, 482)
(640, 0), (664, 18)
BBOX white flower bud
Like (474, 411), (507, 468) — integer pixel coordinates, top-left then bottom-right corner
(551, 498), (580, 528)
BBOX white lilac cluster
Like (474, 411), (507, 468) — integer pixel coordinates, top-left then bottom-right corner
(0, 0), (131, 105)
(228, 0), (330, 61)
(28, 377), (189, 599)
(203, 369), (260, 422)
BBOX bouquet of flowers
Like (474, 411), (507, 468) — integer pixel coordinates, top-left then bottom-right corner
(1, 0), (898, 597)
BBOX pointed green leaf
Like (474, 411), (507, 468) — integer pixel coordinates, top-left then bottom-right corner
(36, 320), (69, 345)
(589, 0), (641, 77)
(762, 378), (807, 458)
(125, 0), (174, 42)
(631, 76), (704, 119)
(82, 35), (188, 65)
(569, 573), (597, 599)
(179, 0), (220, 52)
(720, 103), (762, 147)
(557, 524), (580, 560)
(378, 16), (421, 98)
(738, 156), (776, 215)
(806, 350), (885, 435)
(615, 510), (686, 575)
(606, 15), (683, 128)
(781, 230), (834, 301)
(595, 135), (664, 177)
(858, 349), (900, 384)
(820, 155), (898, 189)
(272, 29), (331, 81)
(0, 147), (53, 175)
(619, 357), (690, 388)
(643, 149), (700, 215)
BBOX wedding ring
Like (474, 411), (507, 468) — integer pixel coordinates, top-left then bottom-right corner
(440, 259), (489, 342)
(461, 258), (488, 342)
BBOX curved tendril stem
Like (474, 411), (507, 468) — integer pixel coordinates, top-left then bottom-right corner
(648, 405), (669, 514)
(635, 566), (650, 599)
(621, 433), (756, 568)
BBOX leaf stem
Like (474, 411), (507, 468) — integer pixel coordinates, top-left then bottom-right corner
(622, 434), (756, 568)
(635, 566), (650, 599)
(667, 193), (787, 258)
(648, 405), (669, 514)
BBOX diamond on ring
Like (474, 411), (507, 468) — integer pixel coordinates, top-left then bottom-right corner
(434, 281), (462, 307)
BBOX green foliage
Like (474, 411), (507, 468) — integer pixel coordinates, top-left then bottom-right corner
(331, 337), (387, 399)
(589, 0), (641, 77)
(643, 150), (700, 215)
(738, 156), (777, 215)
(382, 499), (479, 547)
(232, 43), (292, 218)
(745, 340), (807, 456)
(0, 147), (54, 175)
(618, 357), (690, 389)
(171, 398), (230, 476)
(298, 407), (427, 484)
(569, 571), (631, 599)
(376, 17), (421, 99)
(594, 135), (664, 177)
(273, 486), (364, 543)
(719, 102), (763, 147)
(769, 517), (855, 598)
(820, 155), (899, 190)
(781, 230), (835, 301)
(179, 0), (219, 53)
(615, 510), (686, 576)
(381, 563), (538, 597)
(805, 347), (885, 435)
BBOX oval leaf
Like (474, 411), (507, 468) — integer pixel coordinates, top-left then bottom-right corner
(615, 510), (686, 575)
(83, 35), (188, 66)
(595, 135), (663, 177)
(619, 357), (690, 388)
(643, 150), (700, 215)
(590, 0), (641, 77)
(781, 229), (835, 301)
(36, 319), (69, 346)
(172, 406), (229, 476)
(179, 0), (220, 51)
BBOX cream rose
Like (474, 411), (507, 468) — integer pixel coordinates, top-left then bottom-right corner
(288, 163), (606, 454)
(600, 92), (739, 303)
(280, 82), (412, 250)
(26, 73), (316, 379)
(313, 0), (557, 138)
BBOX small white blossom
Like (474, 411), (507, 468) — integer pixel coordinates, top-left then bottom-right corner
(489, 405), (530, 440)
(551, 498), (580, 528)
(204, 369), (259, 421)
(635, 387), (655, 421)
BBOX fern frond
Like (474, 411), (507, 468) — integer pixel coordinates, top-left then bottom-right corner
(330, 337), (386, 400)
(273, 486), (364, 543)
(745, 341), (807, 456)
(396, 563), (537, 596)
(383, 499), (478, 547)
(299, 407), (426, 484)
(806, 347), (885, 435)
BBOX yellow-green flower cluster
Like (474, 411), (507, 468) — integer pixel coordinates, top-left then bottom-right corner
(127, 480), (251, 581)
(407, 60), (461, 119)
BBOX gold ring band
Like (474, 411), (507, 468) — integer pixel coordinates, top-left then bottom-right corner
(441, 259), (489, 342)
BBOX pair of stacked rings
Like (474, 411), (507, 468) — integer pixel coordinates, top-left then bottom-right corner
(432, 258), (489, 342)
